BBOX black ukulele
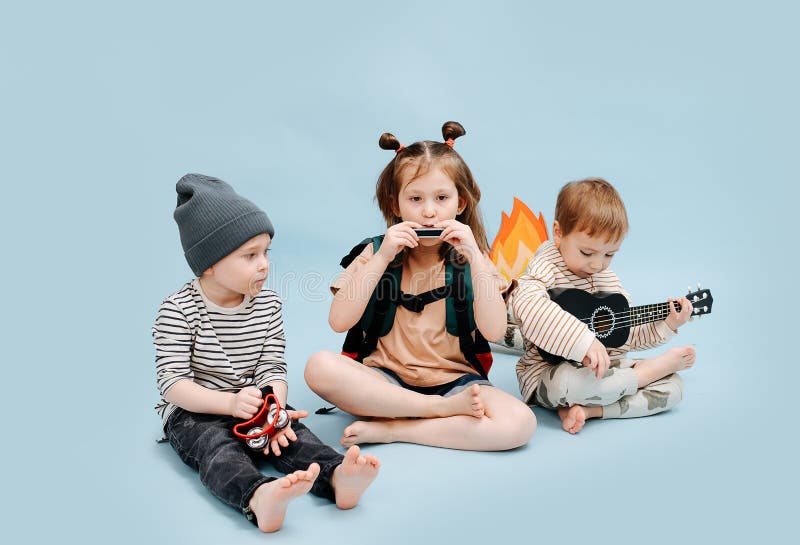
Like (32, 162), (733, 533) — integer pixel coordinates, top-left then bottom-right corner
(536, 285), (713, 364)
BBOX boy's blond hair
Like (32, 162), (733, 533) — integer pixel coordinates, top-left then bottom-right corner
(555, 177), (628, 242)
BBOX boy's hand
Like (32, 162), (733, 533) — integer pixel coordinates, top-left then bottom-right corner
(437, 219), (480, 262)
(230, 386), (263, 419)
(582, 339), (610, 379)
(265, 409), (309, 457)
(377, 221), (421, 261)
(665, 297), (693, 331)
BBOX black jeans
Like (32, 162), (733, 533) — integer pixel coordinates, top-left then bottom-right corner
(165, 406), (344, 523)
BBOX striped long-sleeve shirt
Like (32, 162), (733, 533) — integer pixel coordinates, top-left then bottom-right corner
(152, 279), (287, 428)
(511, 241), (675, 403)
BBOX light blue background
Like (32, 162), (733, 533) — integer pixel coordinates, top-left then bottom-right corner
(2, 1), (797, 543)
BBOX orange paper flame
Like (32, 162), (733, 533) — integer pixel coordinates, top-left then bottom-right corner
(489, 197), (549, 281)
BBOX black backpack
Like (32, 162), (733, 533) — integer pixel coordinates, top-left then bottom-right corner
(339, 236), (493, 377)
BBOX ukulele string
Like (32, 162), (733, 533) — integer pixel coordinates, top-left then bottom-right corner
(575, 303), (671, 323)
(580, 302), (704, 330)
(575, 303), (679, 327)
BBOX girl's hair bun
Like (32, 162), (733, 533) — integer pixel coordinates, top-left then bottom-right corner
(441, 121), (466, 142)
(379, 132), (402, 151)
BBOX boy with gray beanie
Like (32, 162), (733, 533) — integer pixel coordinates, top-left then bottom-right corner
(153, 173), (380, 532)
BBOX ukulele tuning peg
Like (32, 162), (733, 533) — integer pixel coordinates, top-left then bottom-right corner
(703, 306), (708, 312)
(697, 282), (702, 290)
(693, 296), (699, 302)
(687, 285), (692, 294)
(702, 292), (708, 299)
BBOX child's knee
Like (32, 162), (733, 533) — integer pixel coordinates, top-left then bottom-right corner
(196, 427), (244, 468)
(644, 373), (684, 412)
(537, 364), (573, 407)
(496, 401), (537, 448)
(517, 405), (537, 443)
(303, 350), (337, 388)
(665, 373), (684, 408)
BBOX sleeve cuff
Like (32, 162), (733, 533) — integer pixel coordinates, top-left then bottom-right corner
(258, 377), (287, 389)
(655, 320), (676, 341)
(568, 329), (597, 363)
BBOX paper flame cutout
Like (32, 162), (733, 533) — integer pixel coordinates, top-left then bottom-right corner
(489, 197), (549, 281)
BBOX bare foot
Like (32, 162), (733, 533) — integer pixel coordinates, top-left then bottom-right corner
(634, 346), (696, 387)
(558, 405), (588, 434)
(332, 445), (381, 509)
(248, 463), (320, 533)
(669, 345), (696, 370)
(341, 420), (391, 447)
(443, 384), (484, 418)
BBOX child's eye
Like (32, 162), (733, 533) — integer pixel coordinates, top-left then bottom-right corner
(245, 253), (256, 259)
(580, 251), (592, 256)
(410, 196), (421, 202)
(437, 195), (449, 201)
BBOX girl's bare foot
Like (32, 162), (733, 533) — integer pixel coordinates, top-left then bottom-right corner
(248, 463), (320, 533)
(332, 445), (381, 509)
(341, 384), (485, 445)
(441, 384), (484, 418)
(341, 420), (391, 447)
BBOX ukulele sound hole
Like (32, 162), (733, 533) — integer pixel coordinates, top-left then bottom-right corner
(590, 305), (615, 339)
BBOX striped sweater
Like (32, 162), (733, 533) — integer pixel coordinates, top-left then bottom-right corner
(152, 279), (287, 428)
(511, 241), (674, 404)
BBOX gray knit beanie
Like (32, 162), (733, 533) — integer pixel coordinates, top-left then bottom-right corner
(174, 173), (275, 276)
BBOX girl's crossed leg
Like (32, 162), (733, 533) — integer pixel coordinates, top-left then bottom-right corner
(304, 350), (536, 451)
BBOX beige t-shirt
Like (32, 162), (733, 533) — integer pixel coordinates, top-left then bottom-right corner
(331, 243), (507, 387)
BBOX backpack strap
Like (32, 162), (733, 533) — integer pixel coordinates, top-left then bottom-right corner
(445, 260), (476, 335)
(341, 237), (382, 360)
(340, 238), (372, 269)
(344, 236), (401, 361)
(396, 285), (453, 313)
(358, 237), (400, 334)
(357, 265), (398, 360)
(451, 263), (491, 378)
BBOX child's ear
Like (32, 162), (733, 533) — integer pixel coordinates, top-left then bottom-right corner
(457, 196), (467, 215)
(552, 221), (562, 247)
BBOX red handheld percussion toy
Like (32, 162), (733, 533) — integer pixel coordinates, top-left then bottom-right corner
(232, 387), (291, 450)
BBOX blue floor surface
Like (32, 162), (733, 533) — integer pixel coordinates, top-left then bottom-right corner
(3, 2), (797, 543)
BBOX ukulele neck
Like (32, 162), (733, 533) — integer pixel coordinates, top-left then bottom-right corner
(630, 301), (677, 326)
